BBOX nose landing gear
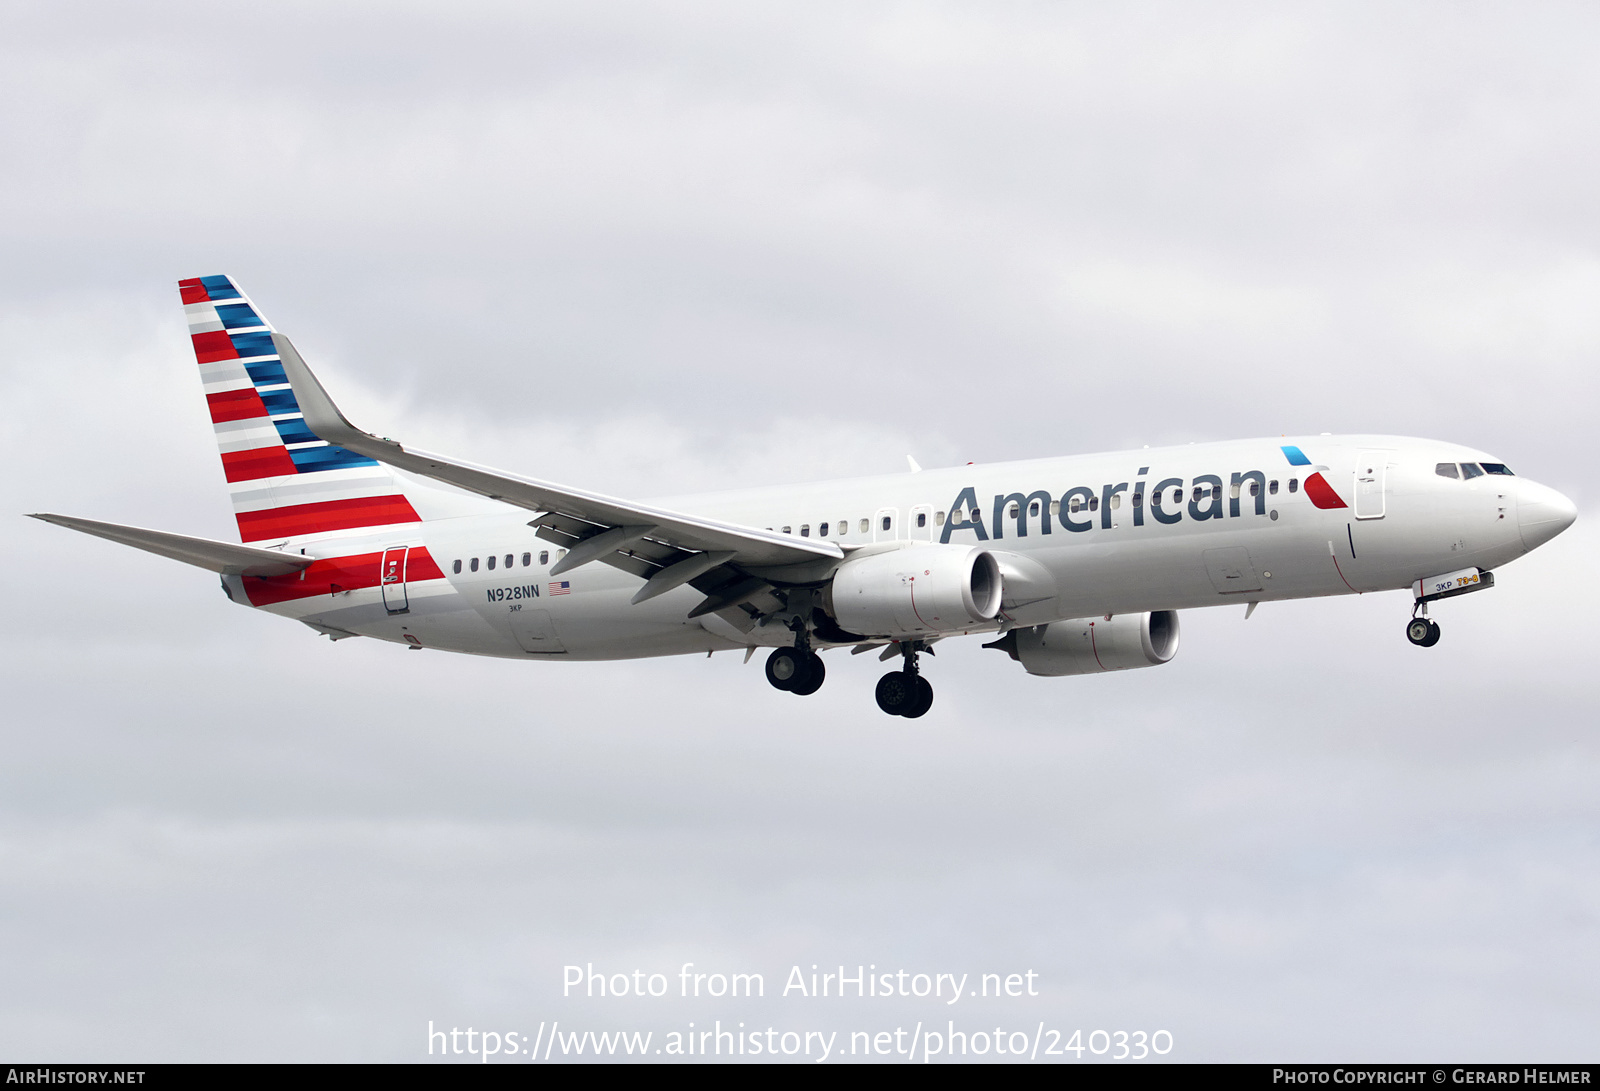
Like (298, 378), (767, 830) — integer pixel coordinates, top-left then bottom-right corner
(1406, 611), (1441, 648)
(876, 642), (934, 718)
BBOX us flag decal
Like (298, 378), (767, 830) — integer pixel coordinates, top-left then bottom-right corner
(549, 581), (572, 595)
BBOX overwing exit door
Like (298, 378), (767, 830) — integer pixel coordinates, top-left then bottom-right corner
(873, 507), (899, 542)
(380, 546), (410, 614)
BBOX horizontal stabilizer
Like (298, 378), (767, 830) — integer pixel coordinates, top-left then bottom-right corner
(28, 513), (314, 577)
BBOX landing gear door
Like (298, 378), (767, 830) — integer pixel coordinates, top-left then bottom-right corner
(1354, 449), (1389, 520)
(511, 609), (566, 654)
(380, 546), (410, 614)
(1203, 546), (1263, 594)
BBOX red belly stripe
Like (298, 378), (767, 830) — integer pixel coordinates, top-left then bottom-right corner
(243, 547), (446, 606)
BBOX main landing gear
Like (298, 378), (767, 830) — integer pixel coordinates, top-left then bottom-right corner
(766, 645), (825, 696)
(764, 633), (936, 717)
(876, 642), (934, 719)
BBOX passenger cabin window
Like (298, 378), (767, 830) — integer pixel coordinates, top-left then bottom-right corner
(1191, 485), (1203, 503)
(1029, 501), (1040, 516)
(800, 524), (810, 537)
(819, 522), (829, 536)
(487, 555), (496, 570)
(504, 554), (513, 569)
(838, 520), (848, 537)
(1047, 502), (1058, 517)
(522, 552), (531, 566)
(1461, 462), (1485, 480)
(1132, 492), (1142, 507)
(1111, 494), (1122, 509)
(1269, 480), (1279, 495)
(453, 560), (462, 574)
(539, 551), (549, 565)
(1008, 503), (1019, 519)
(1089, 496), (1099, 512)
(782, 526), (792, 534)
(936, 511), (946, 525)
(1069, 497), (1081, 513)
(1436, 462), (1460, 479)
(1289, 478), (1299, 493)
(1482, 462), (1515, 476)
(916, 512), (927, 528)
(1249, 481), (1261, 496)
(860, 518), (870, 533)
(881, 515), (892, 531)
(1171, 489), (1182, 504)
(470, 558), (479, 572)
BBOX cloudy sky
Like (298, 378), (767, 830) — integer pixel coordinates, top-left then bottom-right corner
(2, 0), (1596, 1062)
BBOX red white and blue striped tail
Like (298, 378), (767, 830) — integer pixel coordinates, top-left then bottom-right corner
(180, 275), (423, 545)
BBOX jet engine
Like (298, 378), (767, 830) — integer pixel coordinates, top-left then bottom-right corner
(824, 545), (1002, 638)
(986, 611), (1180, 676)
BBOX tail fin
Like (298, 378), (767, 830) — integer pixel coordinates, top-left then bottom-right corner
(181, 275), (424, 544)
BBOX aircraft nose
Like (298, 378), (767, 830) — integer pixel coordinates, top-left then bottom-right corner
(1517, 480), (1577, 552)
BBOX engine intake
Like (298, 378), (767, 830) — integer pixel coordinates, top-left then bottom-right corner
(825, 546), (1002, 638)
(987, 611), (1180, 676)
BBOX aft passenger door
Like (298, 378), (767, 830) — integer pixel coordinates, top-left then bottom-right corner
(380, 546), (410, 614)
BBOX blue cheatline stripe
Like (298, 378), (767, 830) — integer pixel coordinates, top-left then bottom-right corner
(273, 417), (320, 445)
(229, 330), (276, 357)
(1281, 445), (1312, 466)
(215, 303), (264, 329)
(199, 275), (241, 299)
(258, 388), (302, 415)
(289, 445), (379, 473)
(244, 360), (288, 385)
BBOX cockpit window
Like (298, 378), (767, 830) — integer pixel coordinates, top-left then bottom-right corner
(1435, 462), (1460, 479)
(1460, 462), (1485, 480)
(1481, 463), (1514, 476)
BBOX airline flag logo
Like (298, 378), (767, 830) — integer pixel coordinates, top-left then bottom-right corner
(549, 581), (572, 596)
(181, 275), (421, 543)
(1280, 445), (1348, 510)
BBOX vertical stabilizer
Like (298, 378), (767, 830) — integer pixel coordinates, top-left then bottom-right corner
(180, 275), (424, 544)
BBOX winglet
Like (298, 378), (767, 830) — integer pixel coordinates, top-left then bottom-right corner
(271, 332), (404, 461)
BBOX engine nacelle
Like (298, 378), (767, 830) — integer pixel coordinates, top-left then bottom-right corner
(825, 546), (1002, 638)
(989, 611), (1180, 676)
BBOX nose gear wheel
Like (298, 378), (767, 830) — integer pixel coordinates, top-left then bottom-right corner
(1405, 617), (1441, 647)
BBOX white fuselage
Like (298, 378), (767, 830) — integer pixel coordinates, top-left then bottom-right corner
(234, 435), (1568, 661)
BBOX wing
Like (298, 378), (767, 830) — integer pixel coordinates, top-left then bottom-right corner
(272, 333), (842, 621)
(27, 513), (314, 578)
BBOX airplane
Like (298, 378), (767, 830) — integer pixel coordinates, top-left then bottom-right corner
(29, 275), (1578, 717)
